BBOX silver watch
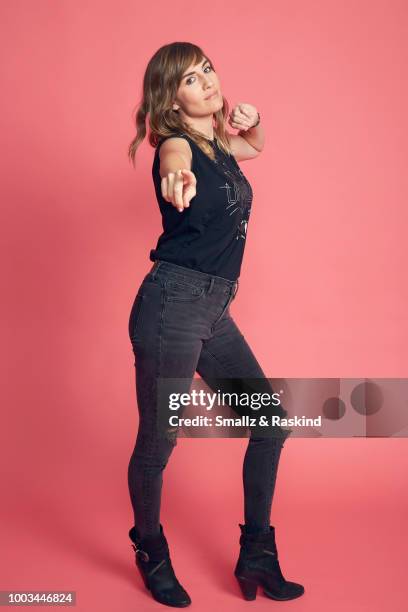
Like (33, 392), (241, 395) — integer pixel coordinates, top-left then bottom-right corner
(252, 112), (260, 128)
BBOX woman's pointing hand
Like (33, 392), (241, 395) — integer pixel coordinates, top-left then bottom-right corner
(161, 169), (197, 213)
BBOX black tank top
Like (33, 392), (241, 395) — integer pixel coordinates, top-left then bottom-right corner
(149, 132), (253, 281)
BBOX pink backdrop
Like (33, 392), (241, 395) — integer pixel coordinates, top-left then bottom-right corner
(1, 1), (407, 610)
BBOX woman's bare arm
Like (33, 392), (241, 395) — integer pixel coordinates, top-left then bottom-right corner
(159, 138), (192, 178)
(227, 124), (265, 162)
(227, 103), (265, 161)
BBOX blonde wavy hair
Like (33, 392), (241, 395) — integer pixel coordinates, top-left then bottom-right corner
(128, 42), (231, 167)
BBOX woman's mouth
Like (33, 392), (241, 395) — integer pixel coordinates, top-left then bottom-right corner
(205, 91), (218, 100)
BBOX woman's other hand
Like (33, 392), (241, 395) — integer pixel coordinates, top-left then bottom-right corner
(228, 103), (259, 131)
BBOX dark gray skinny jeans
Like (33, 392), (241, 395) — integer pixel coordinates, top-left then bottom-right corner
(127, 260), (290, 539)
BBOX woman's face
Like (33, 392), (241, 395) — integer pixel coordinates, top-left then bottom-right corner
(173, 56), (223, 118)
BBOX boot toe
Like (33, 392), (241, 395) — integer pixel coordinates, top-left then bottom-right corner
(156, 587), (192, 607)
(264, 580), (305, 601)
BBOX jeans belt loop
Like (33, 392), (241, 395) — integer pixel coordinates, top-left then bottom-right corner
(151, 261), (162, 280)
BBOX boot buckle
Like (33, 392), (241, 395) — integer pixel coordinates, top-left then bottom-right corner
(131, 543), (150, 562)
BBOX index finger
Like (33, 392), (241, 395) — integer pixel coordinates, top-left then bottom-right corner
(174, 170), (185, 211)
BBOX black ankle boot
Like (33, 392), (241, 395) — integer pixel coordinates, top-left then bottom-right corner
(234, 524), (305, 601)
(129, 524), (191, 607)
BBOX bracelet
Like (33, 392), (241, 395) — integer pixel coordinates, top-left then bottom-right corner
(252, 112), (260, 128)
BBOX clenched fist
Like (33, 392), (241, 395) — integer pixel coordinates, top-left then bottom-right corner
(228, 102), (259, 131)
(161, 168), (197, 213)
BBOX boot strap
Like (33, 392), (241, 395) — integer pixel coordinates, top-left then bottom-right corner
(146, 558), (166, 577)
(241, 542), (278, 557)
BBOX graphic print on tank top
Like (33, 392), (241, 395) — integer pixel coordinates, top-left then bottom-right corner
(216, 160), (253, 241)
(203, 137), (253, 242)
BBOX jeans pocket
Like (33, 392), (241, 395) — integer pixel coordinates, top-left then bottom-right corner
(128, 293), (145, 341)
(164, 278), (205, 302)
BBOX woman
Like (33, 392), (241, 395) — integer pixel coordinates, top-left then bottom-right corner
(127, 42), (304, 607)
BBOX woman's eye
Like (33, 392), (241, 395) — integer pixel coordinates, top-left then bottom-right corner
(186, 65), (214, 85)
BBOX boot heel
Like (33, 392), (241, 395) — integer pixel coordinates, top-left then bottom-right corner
(236, 575), (258, 600)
